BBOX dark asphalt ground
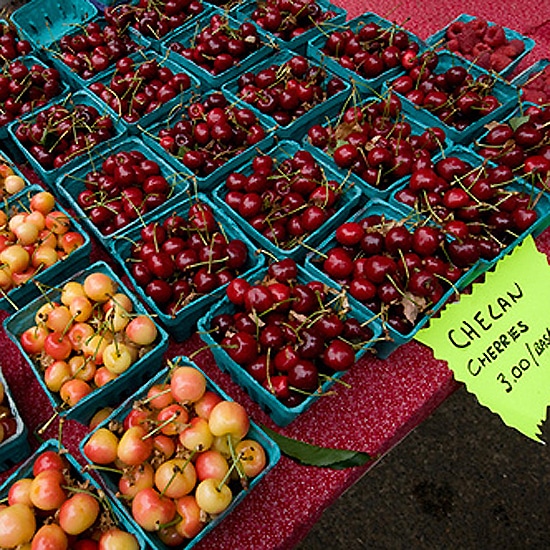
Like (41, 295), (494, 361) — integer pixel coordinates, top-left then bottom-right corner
(297, 386), (550, 550)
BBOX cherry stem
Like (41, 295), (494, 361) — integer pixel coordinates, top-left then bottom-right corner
(62, 483), (116, 517)
(61, 484), (101, 499)
(35, 410), (59, 437)
(298, 308), (326, 333)
(188, 341), (236, 359)
(187, 256), (230, 271)
(263, 346), (274, 396)
(142, 412), (189, 440)
(319, 373), (351, 388)
(158, 516), (182, 530)
(60, 310), (80, 339)
(325, 288), (349, 314)
(159, 449), (197, 498)
(362, 310), (386, 327)
(216, 438), (245, 492)
(83, 463), (123, 476)
(227, 433), (247, 485)
(257, 247), (279, 262)
(290, 385), (336, 397)
(138, 386), (172, 407)
(0, 285), (18, 310)
(57, 416), (65, 451)
(257, 296), (295, 319)
(300, 240), (327, 259)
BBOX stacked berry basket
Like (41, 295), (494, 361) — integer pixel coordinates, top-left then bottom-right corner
(0, 0), (548, 547)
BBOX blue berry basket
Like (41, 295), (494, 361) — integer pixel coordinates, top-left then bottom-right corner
(88, 48), (201, 136)
(486, 189), (550, 267)
(304, 199), (484, 358)
(0, 184), (92, 313)
(55, 135), (190, 250)
(0, 438), (146, 548)
(98, 0), (207, 52)
(144, 90), (276, 192)
(425, 14), (536, 78)
(86, 0), (119, 8)
(3, 260), (169, 425)
(471, 102), (550, 197)
(510, 58), (550, 105)
(79, 357), (281, 550)
(110, 192), (264, 341)
(235, 0), (346, 55)
(198, 265), (382, 426)
(307, 12), (425, 96)
(10, 0), (98, 52)
(211, 139), (362, 261)
(0, 367), (30, 472)
(390, 145), (550, 280)
(43, 16), (150, 91)
(302, 94), (451, 201)
(0, 54), (69, 145)
(7, 89), (127, 188)
(222, 48), (352, 141)
(161, 6), (274, 90)
(383, 50), (519, 145)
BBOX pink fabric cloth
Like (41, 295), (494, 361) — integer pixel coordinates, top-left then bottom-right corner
(342, 0), (550, 60)
(1, 2), (550, 549)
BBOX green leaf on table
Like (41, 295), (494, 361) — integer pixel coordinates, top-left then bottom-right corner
(261, 426), (372, 470)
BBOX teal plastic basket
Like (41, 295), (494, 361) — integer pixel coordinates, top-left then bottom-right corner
(304, 199), (485, 358)
(162, 7), (274, 89)
(44, 16), (150, 90)
(391, 144), (550, 281)
(455, 147), (550, 255)
(472, 101), (542, 162)
(110, 193), (264, 341)
(55, 135), (189, 250)
(0, 54), (68, 143)
(198, 265), (382, 425)
(426, 14), (536, 78)
(0, 368), (30, 472)
(235, 0), (346, 55)
(79, 357), (281, 550)
(11, 0), (98, 50)
(302, 94), (451, 201)
(0, 184), (92, 313)
(384, 50), (519, 145)
(8, 89), (127, 187)
(101, 0), (206, 52)
(307, 12), (425, 96)
(0, 439), (146, 548)
(511, 58), (550, 105)
(144, 90), (275, 192)
(3, 261), (169, 424)
(222, 48), (351, 141)
(211, 139), (362, 261)
(89, 48), (201, 135)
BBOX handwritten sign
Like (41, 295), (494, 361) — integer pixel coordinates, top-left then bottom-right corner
(415, 235), (550, 443)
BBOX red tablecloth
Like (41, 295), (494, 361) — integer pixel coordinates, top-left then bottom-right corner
(2, 1), (550, 549)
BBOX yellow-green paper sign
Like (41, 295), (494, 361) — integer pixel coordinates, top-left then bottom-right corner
(415, 235), (550, 443)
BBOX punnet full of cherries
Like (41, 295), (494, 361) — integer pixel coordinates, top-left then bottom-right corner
(220, 146), (354, 251)
(208, 258), (377, 408)
(0, 0), (549, 545)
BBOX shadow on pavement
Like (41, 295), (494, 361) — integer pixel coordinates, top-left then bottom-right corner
(298, 387), (550, 549)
